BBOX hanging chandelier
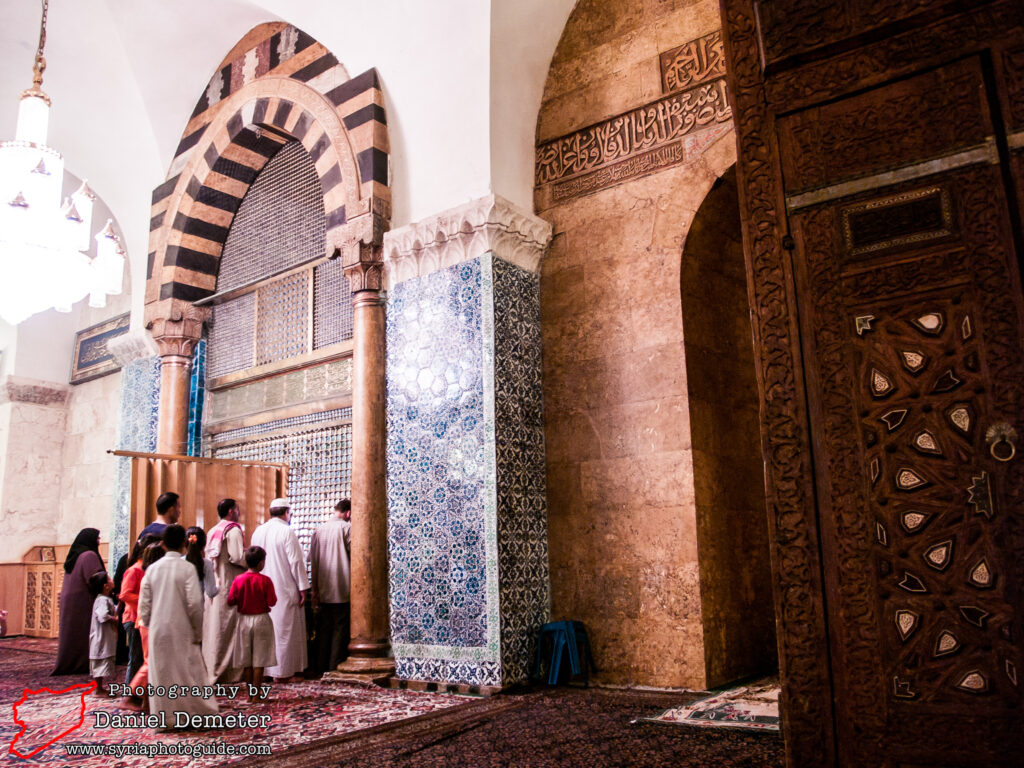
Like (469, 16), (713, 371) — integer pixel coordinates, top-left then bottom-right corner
(0, 0), (125, 326)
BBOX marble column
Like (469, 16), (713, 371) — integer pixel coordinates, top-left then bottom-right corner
(148, 303), (206, 456)
(337, 225), (394, 675)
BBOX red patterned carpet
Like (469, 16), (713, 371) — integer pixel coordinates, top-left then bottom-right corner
(0, 637), (468, 766)
(1, 637), (784, 767)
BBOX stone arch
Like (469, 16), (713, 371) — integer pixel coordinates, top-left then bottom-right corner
(145, 25), (390, 317)
(680, 165), (777, 687)
(533, 0), (752, 689)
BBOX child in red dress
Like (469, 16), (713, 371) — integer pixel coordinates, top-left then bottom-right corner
(227, 545), (278, 700)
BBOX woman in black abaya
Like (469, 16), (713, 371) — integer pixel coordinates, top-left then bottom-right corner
(52, 528), (107, 675)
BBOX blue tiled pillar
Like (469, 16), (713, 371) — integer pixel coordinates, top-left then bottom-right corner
(386, 254), (549, 688)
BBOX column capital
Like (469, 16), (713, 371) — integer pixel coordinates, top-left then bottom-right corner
(382, 193), (553, 289)
(336, 211), (388, 295)
(145, 299), (209, 360)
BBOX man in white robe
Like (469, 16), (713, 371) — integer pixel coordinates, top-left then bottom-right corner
(203, 498), (247, 682)
(251, 498), (309, 680)
(139, 524), (218, 725)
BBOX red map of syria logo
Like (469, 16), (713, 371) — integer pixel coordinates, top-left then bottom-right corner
(8, 681), (96, 758)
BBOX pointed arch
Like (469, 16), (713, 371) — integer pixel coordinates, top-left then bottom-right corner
(144, 24), (390, 326)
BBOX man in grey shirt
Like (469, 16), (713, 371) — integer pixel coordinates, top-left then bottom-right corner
(308, 498), (351, 675)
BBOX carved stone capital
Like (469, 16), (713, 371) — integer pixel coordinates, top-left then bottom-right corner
(344, 256), (385, 296)
(107, 329), (160, 366)
(145, 299), (209, 361)
(382, 194), (553, 289)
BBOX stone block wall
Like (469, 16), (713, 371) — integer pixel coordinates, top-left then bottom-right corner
(386, 249), (549, 688)
(58, 372), (124, 548)
(535, 0), (772, 688)
(0, 378), (70, 564)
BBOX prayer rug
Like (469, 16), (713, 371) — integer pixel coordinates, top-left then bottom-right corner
(642, 678), (780, 732)
(0, 640), (470, 766)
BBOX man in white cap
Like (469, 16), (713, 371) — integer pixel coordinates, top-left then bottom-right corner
(250, 498), (309, 681)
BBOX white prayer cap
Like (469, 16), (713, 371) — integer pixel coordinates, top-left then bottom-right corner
(269, 497), (291, 510)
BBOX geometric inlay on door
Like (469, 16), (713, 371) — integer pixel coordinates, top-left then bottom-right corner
(895, 468), (928, 490)
(912, 429), (942, 454)
(881, 408), (909, 431)
(871, 368), (895, 396)
(900, 350), (927, 372)
(900, 510), (932, 533)
(896, 609), (920, 640)
(956, 670), (989, 693)
(969, 558), (994, 588)
(934, 629), (960, 657)
(911, 312), (944, 335)
(967, 470), (995, 519)
(924, 539), (954, 570)
(853, 298), (1019, 706)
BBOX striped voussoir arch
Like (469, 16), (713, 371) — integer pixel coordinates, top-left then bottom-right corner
(145, 23), (390, 314)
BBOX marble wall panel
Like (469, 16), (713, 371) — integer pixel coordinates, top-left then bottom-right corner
(58, 371), (122, 549)
(0, 386), (69, 563)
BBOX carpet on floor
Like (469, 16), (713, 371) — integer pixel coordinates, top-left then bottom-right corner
(0, 639), (470, 766)
(643, 678), (780, 732)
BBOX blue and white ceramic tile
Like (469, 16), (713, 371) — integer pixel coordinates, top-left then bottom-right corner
(187, 339), (206, 457)
(491, 257), (550, 685)
(387, 254), (548, 687)
(110, 355), (161, 567)
(386, 258), (499, 672)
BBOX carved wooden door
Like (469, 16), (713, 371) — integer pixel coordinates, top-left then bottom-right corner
(779, 54), (1024, 768)
(720, 3), (1024, 764)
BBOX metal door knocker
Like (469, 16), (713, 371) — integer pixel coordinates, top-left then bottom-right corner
(985, 423), (1017, 462)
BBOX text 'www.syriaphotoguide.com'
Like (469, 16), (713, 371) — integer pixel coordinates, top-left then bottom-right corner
(62, 741), (271, 758)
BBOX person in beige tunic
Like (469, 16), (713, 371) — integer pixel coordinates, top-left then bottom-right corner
(138, 524), (218, 726)
(309, 498), (351, 675)
(203, 498), (247, 683)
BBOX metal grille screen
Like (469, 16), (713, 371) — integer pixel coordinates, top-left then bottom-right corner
(213, 414), (353, 555)
(217, 141), (326, 293)
(208, 294), (255, 379)
(256, 271), (309, 365)
(313, 258), (353, 348)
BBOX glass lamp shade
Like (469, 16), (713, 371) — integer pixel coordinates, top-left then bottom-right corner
(15, 94), (49, 145)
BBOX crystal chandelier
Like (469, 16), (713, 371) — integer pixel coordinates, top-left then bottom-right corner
(0, 0), (125, 326)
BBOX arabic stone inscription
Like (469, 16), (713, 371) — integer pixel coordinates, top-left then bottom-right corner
(660, 31), (726, 94)
(535, 77), (732, 188)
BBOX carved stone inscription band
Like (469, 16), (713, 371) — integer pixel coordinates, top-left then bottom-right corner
(535, 77), (732, 187)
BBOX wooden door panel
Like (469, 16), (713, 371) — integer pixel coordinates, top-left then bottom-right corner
(777, 58), (993, 197)
(788, 158), (1024, 765)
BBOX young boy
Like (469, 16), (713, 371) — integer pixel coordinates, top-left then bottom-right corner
(88, 573), (118, 695)
(227, 546), (278, 700)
